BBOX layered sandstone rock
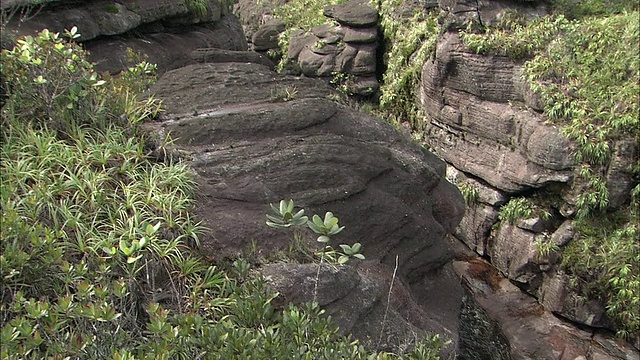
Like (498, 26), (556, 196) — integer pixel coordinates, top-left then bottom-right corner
(146, 61), (466, 354)
(3, 0), (247, 74)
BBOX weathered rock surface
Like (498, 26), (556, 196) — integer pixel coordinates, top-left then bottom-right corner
(420, 0), (639, 353)
(5, 0), (222, 41)
(323, 0), (379, 27)
(454, 259), (639, 360)
(148, 61), (464, 275)
(189, 47), (274, 68)
(234, 0), (286, 42)
(261, 261), (461, 354)
(285, 0), (381, 96)
(420, 32), (574, 192)
(4, 0), (247, 74)
(146, 61), (466, 352)
(539, 270), (612, 329)
(234, 0), (381, 96)
(251, 18), (285, 51)
(85, 15), (247, 74)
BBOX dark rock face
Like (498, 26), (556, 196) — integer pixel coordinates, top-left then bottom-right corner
(251, 18), (285, 51)
(323, 0), (379, 27)
(146, 61), (466, 353)
(261, 261), (461, 354)
(85, 15), (248, 74)
(3, 0), (247, 74)
(453, 260), (639, 360)
(148, 62), (464, 276)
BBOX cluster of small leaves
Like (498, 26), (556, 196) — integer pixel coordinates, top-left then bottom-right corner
(375, 1), (439, 130)
(331, 71), (356, 96)
(185, 0), (208, 18)
(562, 211), (639, 338)
(497, 197), (534, 225)
(267, 199), (364, 265)
(457, 181), (479, 206)
(549, 0), (638, 19)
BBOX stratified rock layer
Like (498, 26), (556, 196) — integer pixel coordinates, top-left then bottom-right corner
(146, 61), (466, 354)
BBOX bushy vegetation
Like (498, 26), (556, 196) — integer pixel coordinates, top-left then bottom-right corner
(562, 206), (639, 339)
(0, 27), (447, 358)
(462, 4), (639, 337)
(185, 0), (209, 17)
(456, 182), (479, 206)
(374, 0), (439, 130)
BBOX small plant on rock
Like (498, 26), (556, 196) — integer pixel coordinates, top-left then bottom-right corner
(266, 199), (365, 301)
(498, 197), (534, 225)
(457, 181), (479, 206)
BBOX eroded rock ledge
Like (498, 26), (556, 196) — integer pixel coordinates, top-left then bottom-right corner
(146, 61), (466, 354)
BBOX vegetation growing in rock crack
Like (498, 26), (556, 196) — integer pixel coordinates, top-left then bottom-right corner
(461, 1), (639, 338)
(456, 181), (479, 206)
(373, 0), (439, 131)
(0, 26), (448, 359)
(185, 0), (208, 18)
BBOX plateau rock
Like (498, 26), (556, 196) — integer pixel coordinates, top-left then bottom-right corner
(3, 0), (247, 74)
(146, 61), (466, 353)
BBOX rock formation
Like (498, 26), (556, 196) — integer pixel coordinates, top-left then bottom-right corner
(419, 0), (639, 357)
(2, 0), (248, 74)
(146, 61), (466, 354)
(3, 0), (638, 357)
(235, 0), (381, 96)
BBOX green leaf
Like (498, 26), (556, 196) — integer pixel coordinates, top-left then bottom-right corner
(119, 239), (133, 256)
(339, 244), (351, 254)
(338, 255), (349, 265)
(317, 235), (330, 243)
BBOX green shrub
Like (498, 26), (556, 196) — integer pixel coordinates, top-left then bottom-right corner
(457, 182), (479, 205)
(550, 0), (638, 19)
(562, 213), (640, 338)
(375, 2), (439, 130)
(460, 14), (570, 60)
(497, 197), (534, 224)
(1, 27), (446, 359)
(185, 0), (208, 18)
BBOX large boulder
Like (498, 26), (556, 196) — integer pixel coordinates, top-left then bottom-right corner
(148, 61), (464, 279)
(146, 61), (466, 352)
(261, 261), (461, 354)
